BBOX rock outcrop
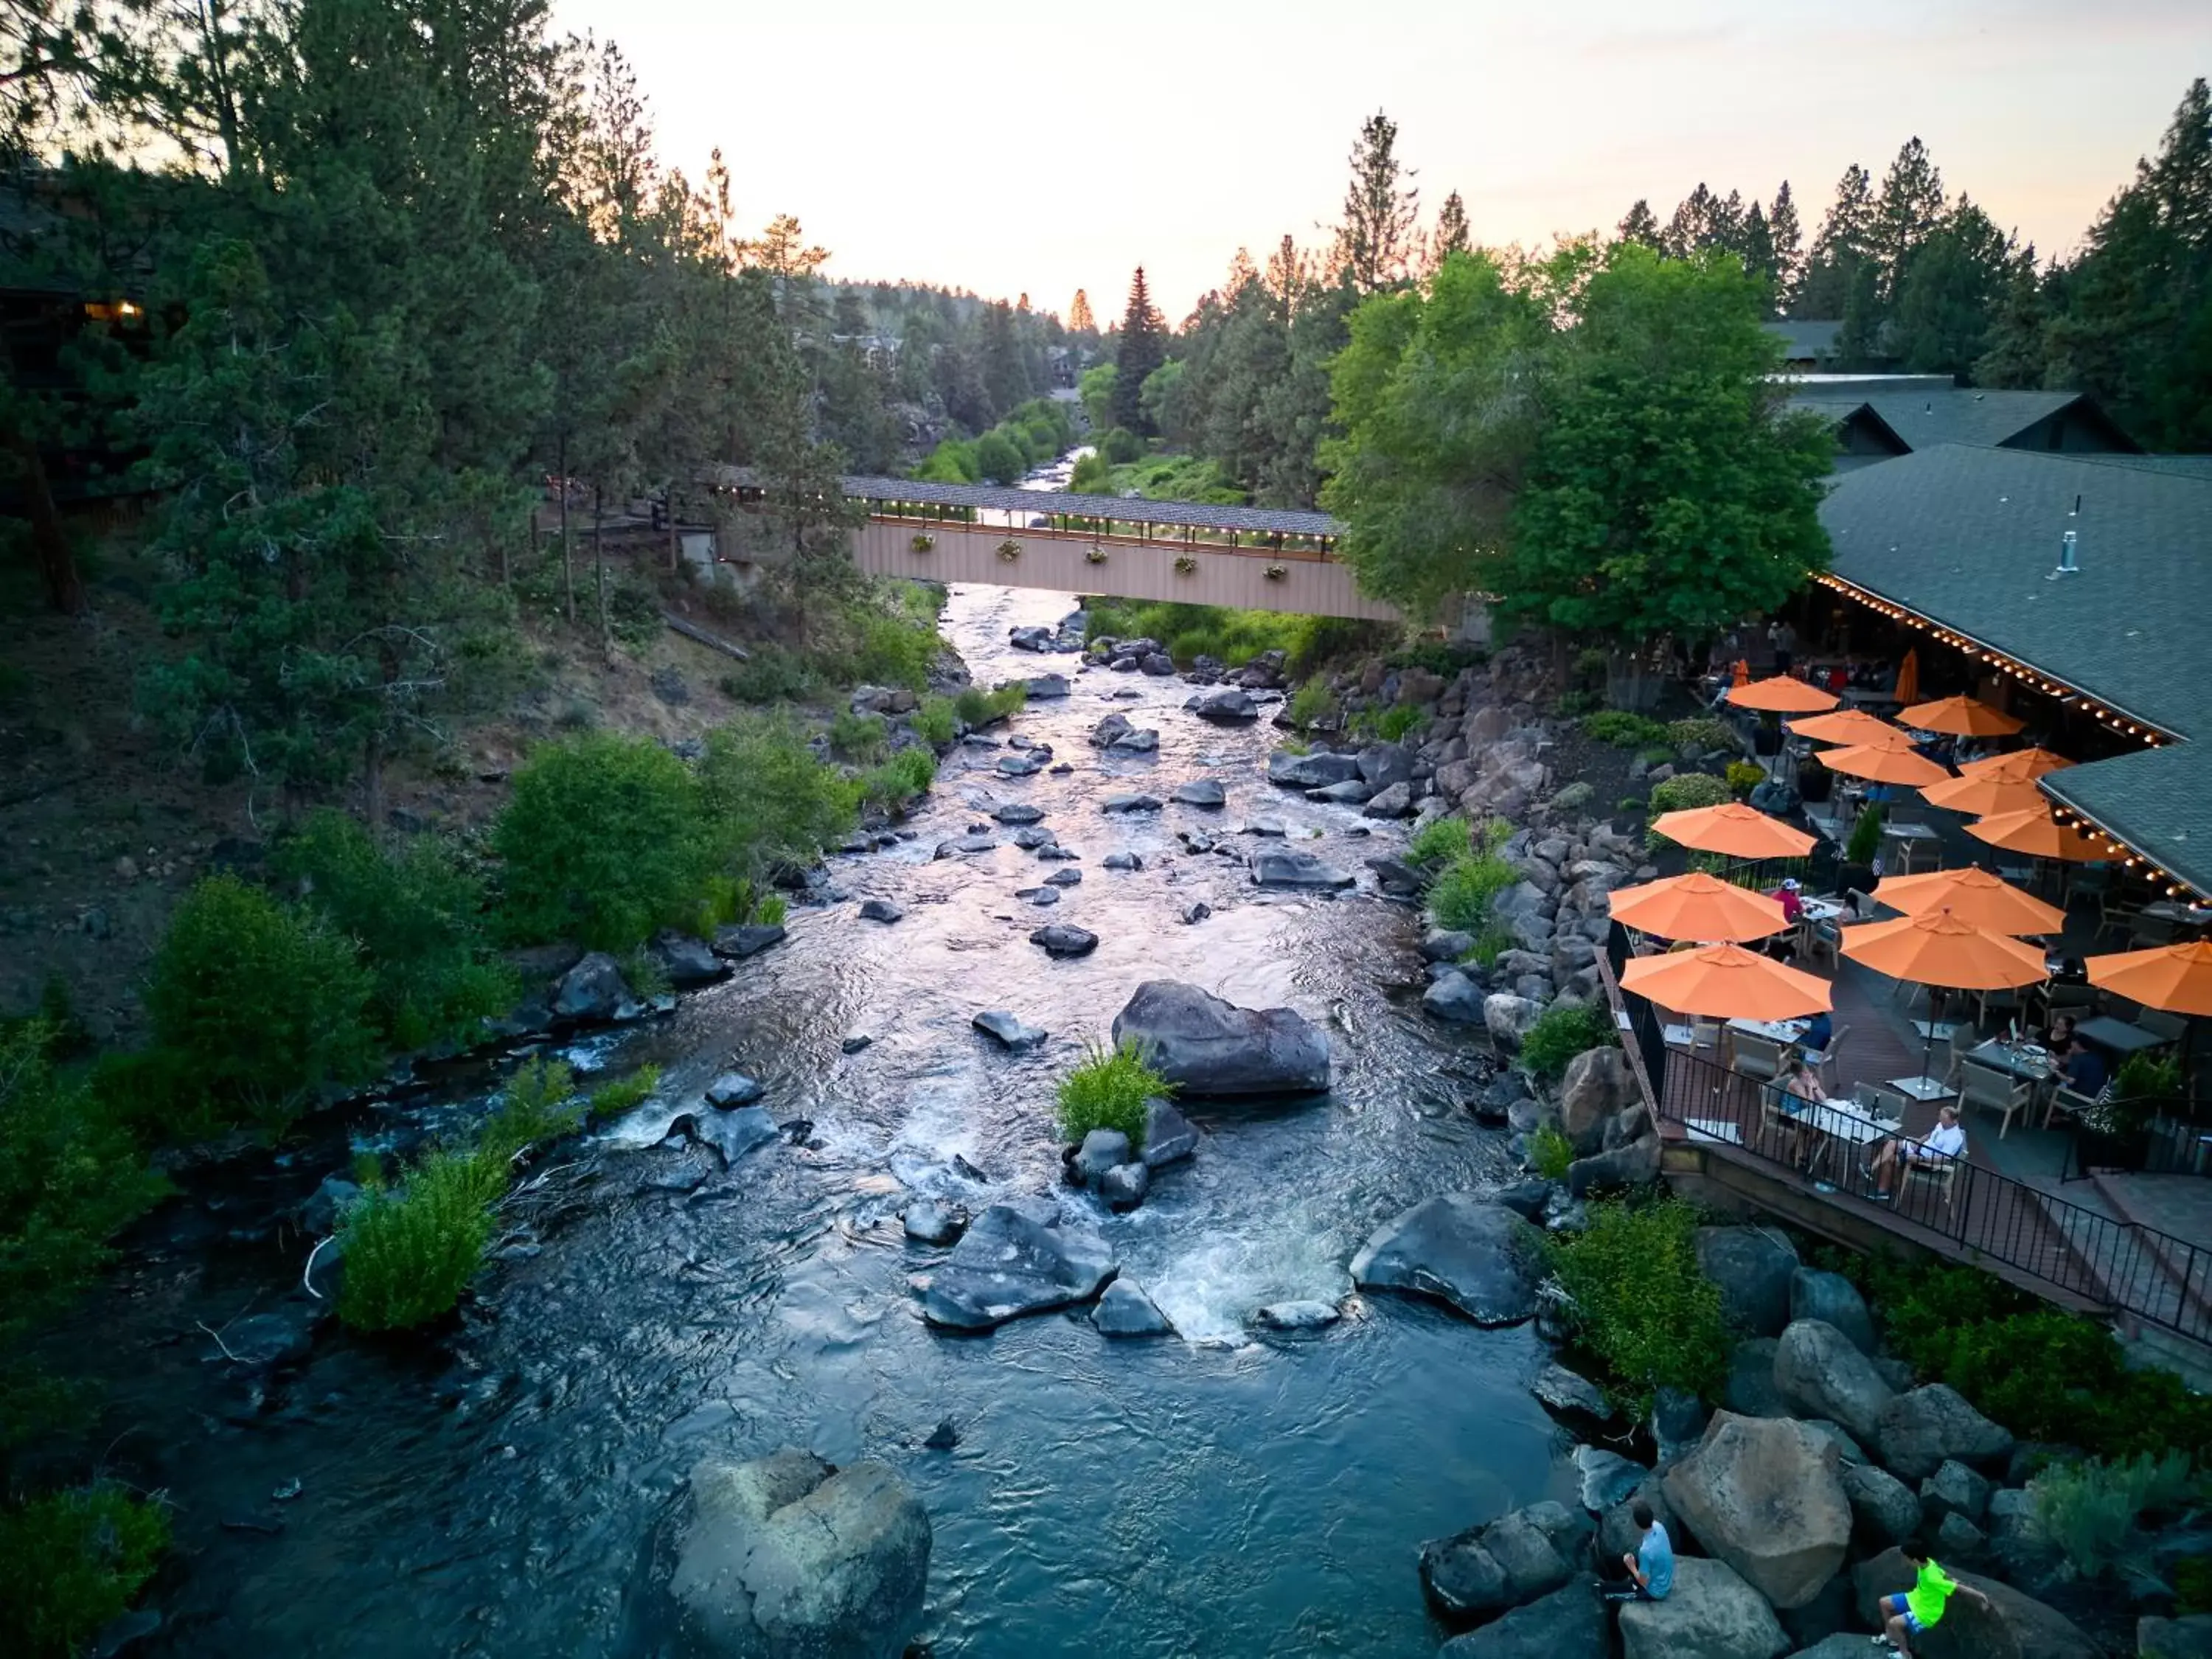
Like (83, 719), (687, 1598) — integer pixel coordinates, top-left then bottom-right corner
(1349, 1195), (1540, 1325)
(1617, 1557), (1791, 1659)
(1110, 981), (1330, 1096)
(1661, 1412), (1851, 1610)
(1772, 1318), (1896, 1443)
(921, 1201), (1115, 1330)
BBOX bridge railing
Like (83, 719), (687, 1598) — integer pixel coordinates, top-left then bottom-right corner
(852, 501), (1340, 563)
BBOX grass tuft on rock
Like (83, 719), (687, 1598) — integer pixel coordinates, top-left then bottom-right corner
(1055, 1041), (1172, 1151)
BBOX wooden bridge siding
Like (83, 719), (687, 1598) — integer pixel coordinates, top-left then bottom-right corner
(849, 521), (1402, 622)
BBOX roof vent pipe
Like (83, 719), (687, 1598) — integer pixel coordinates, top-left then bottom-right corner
(2049, 528), (2079, 580)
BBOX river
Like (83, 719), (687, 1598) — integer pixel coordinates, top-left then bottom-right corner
(74, 526), (1571, 1658)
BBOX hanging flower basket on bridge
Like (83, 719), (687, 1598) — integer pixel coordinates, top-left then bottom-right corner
(1263, 563), (1288, 581)
(910, 532), (935, 554)
(997, 539), (1022, 562)
(1174, 555), (1198, 575)
(1085, 547), (1108, 566)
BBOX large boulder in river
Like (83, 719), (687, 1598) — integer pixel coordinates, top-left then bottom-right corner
(1874, 1384), (2014, 1482)
(1266, 749), (1363, 790)
(1110, 981), (1330, 1096)
(1194, 686), (1258, 723)
(1618, 1557), (1790, 1659)
(1248, 849), (1354, 891)
(1852, 1547), (2096, 1658)
(922, 1201), (1115, 1330)
(1419, 1499), (1589, 1621)
(650, 929), (726, 988)
(1661, 1412), (1851, 1610)
(1558, 1046), (1640, 1155)
(1029, 925), (1099, 959)
(1423, 971), (1486, 1024)
(554, 951), (636, 1021)
(669, 1448), (930, 1659)
(1789, 1268), (1875, 1354)
(1773, 1319), (1896, 1443)
(1438, 1582), (1610, 1659)
(1349, 1194), (1540, 1325)
(1697, 1227), (1801, 1338)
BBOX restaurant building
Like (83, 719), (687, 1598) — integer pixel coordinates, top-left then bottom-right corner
(1812, 442), (2212, 902)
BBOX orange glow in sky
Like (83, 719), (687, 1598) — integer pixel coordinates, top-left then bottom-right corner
(552, 0), (2212, 320)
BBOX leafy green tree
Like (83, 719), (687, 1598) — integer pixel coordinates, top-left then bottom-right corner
(1138, 358), (1192, 446)
(1112, 266), (1166, 431)
(1320, 251), (1549, 616)
(696, 711), (859, 883)
(973, 428), (1025, 484)
(1332, 108), (1419, 293)
(1079, 361), (1117, 431)
(493, 733), (715, 950)
(1501, 246), (1834, 652)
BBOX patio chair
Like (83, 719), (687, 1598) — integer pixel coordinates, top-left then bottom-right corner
(2138, 1009), (2188, 1045)
(1689, 1020), (1723, 1054)
(2045, 1081), (2104, 1132)
(1806, 1023), (1851, 1093)
(1899, 1148), (1961, 1211)
(2129, 914), (2178, 950)
(1798, 915), (1841, 973)
(1758, 1083), (1808, 1166)
(2067, 863), (2110, 913)
(1974, 985), (2025, 1031)
(1845, 889), (1879, 920)
(1941, 1026), (1974, 1087)
(1732, 1032), (1785, 1084)
(1852, 1081), (1909, 1124)
(1958, 1057), (2033, 1139)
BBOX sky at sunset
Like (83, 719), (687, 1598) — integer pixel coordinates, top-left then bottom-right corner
(552, 0), (2211, 321)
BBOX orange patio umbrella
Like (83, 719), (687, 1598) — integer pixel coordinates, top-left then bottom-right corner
(1728, 677), (1840, 714)
(1899, 695), (2025, 737)
(1893, 648), (1921, 707)
(1621, 942), (1834, 1022)
(1843, 907), (2051, 989)
(1872, 867), (2067, 936)
(1607, 872), (1792, 944)
(2087, 939), (2212, 1018)
(1921, 772), (2051, 818)
(1966, 805), (2104, 863)
(1957, 747), (2074, 783)
(1788, 710), (1917, 750)
(1651, 801), (1817, 860)
(1818, 744), (1952, 787)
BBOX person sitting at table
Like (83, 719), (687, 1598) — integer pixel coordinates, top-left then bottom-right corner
(1799, 1009), (1833, 1059)
(1774, 877), (1805, 925)
(2062, 1037), (2109, 1099)
(1867, 1104), (1966, 1200)
(1771, 1058), (1829, 1164)
(2042, 1012), (2078, 1053)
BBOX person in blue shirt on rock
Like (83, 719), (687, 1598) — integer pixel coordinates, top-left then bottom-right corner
(1599, 1503), (1673, 1601)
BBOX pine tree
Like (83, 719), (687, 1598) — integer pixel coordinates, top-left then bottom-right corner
(1617, 199), (1663, 249)
(1663, 184), (1721, 259)
(1871, 139), (1947, 298)
(1430, 189), (1471, 268)
(1112, 265), (1166, 432)
(1332, 108), (1419, 293)
(1739, 201), (1778, 296)
(1795, 164), (1875, 319)
(1068, 289), (1094, 332)
(1768, 181), (1804, 307)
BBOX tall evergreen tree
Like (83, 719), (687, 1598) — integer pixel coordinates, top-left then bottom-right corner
(1890, 198), (2022, 378)
(1430, 189), (1470, 269)
(1870, 136), (1947, 301)
(1111, 265), (1166, 431)
(1068, 288), (1094, 333)
(1795, 163), (1875, 319)
(1617, 198), (1663, 249)
(1332, 108), (1419, 293)
(1768, 181), (1804, 307)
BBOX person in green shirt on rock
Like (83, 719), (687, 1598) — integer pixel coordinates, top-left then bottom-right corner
(1874, 1541), (1992, 1654)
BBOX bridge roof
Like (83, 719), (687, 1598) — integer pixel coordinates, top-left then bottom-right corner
(834, 473), (1343, 538)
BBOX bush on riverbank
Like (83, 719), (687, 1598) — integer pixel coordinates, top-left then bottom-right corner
(696, 712), (862, 886)
(1518, 1004), (1618, 1080)
(915, 397), (1076, 486)
(2030, 1451), (2198, 1579)
(1056, 1042), (1172, 1150)
(859, 746), (936, 808)
(0, 1481), (169, 1658)
(1082, 597), (1382, 674)
(1545, 1195), (1731, 1412)
(272, 810), (518, 1054)
(952, 682), (1026, 726)
(1860, 1256), (2212, 1461)
(1422, 819), (1516, 935)
(1408, 816), (1472, 866)
(146, 874), (380, 1130)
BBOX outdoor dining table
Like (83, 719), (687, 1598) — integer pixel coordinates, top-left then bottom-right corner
(1966, 1039), (2059, 1084)
(1790, 1099), (1899, 1183)
(2075, 1015), (2171, 1055)
(1882, 821), (1943, 873)
(1888, 1073), (1958, 1102)
(1729, 1016), (1811, 1046)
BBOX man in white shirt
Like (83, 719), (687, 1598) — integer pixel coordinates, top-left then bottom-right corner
(1867, 1104), (1966, 1200)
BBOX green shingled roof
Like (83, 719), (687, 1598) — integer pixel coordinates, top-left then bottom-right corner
(1790, 386), (2124, 452)
(1819, 444), (2212, 895)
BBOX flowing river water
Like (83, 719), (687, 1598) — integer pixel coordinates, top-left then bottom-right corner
(69, 514), (1575, 1658)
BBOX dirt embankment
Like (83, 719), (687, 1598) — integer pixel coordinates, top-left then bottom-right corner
(0, 563), (806, 1046)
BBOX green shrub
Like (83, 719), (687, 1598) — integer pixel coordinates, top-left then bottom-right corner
(1408, 816), (1472, 867)
(494, 734), (714, 952)
(2029, 1452), (2199, 1579)
(719, 643), (821, 704)
(147, 874), (379, 1129)
(1545, 1196), (1731, 1412)
(846, 602), (940, 691)
(754, 892), (788, 927)
(1465, 924), (1515, 970)
(697, 712), (861, 883)
(1069, 451), (1113, 492)
(1725, 760), (1767, 799)
(274, 810), (516, 1052)
(860, 746), (936, 807)
(1667, 716), (1737, 754)
(1287, 680), (1335, 730)
(1647, 773), (1733, 815)
(1427, 851), (1519, 933)
(1845, 803), (1885, 868)
(1096, 426), (1145, 465)
(1527, 1123), (1574, 1180)
(1519, 1003), (1618, 1080)
(480, 1054), (582, 1166)
(1083, 597), (1385, 677)
(828, 709), (888, 762)
(337, 1147), (504, 1331)
(1582, 710), (1669, 747)
(1055, 1041), (1172, 1150)
(2177, 1554), (2212, 1615)
(1369, 705), (1427, 742)
(587, 1063), (661, 1120)
(0, 1483), (168, 1658)
(952, 681), (1026, 726)
(912, 696), (957, 745)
